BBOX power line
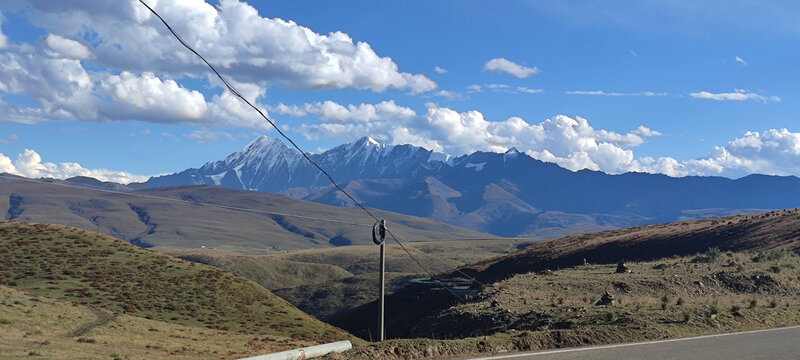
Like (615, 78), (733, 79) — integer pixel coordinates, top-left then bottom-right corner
(137, 0), (379, 222)
(135, 0), (486, 296)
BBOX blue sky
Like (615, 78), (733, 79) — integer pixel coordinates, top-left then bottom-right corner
(0, 0), (798, 183)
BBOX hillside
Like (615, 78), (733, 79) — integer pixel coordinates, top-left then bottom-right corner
(0, 220), (350, 344)
(331, 208), (800, 340)
(167, 239), (541, 320)
(0, 179), (489, 253)
(0, 285), (318, 359)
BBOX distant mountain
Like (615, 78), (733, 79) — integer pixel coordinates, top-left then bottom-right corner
(146, 137), (800, 237)
(147, 136), (442, 197)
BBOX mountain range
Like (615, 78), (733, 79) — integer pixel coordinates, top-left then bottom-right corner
(143, 136), (800, 237)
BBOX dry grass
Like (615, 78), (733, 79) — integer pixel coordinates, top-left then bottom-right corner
(0, 286), (315, 360)
(328, 248), (800, 359)
(0, 220), (351, 344)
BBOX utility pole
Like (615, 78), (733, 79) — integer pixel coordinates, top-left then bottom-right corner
(372, 219), (387, 341)
(379, 236), (386, 341)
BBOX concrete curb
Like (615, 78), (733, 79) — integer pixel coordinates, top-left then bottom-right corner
(237, 340), (352, 360)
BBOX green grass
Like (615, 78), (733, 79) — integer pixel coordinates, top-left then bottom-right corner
(0, 220), (351, 344)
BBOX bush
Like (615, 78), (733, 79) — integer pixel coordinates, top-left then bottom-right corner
(710, 301), (720, 315)
(603, 311), (616, 323)
(707, 247), (721, 262)
(748, 298), (757, 309)
(676, 297), (684, 306)
(682, 311), (691, 323)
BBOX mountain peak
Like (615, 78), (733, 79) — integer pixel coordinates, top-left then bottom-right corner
(352, 136), (383, 149)
(504, 147), (520, 159)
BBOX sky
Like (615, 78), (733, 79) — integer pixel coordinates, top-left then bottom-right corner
(0, 0), (799, 184)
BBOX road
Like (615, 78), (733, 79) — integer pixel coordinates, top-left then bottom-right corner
(459, 325), (800, 360)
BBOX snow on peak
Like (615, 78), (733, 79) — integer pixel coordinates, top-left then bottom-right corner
(367, 136), (381, 146)
(465, 162), (486, 171)
(427, 151), (454, 164)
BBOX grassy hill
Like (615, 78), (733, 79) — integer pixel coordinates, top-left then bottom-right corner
(0, 285), (320, 359)
(0, 180), (490, 253)
(0, 220), (351, 345)
(331, 209), (800, 342)
(167, 239), (541, 320)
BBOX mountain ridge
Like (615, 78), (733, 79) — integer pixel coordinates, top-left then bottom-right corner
(139, 136), (800, 236)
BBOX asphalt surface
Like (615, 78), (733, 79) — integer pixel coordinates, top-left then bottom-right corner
(459, 325), (800, 360)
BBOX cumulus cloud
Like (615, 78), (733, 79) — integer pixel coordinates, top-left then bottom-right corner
(484, 58), (540, 78)
(434, 66), (447, 74)
(418, 108), (661, 173)
(44, 34), (91, 60)
(0, 148), (149, 184)
(690, 89), (779, 102)
(102, 71), (208, 120)
(304, 100), (415, 123)
(16, 0), (436, 94)
(681, 129), (800, 177)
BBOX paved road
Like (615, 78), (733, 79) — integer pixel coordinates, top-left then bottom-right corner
(459, 325), (800, 360)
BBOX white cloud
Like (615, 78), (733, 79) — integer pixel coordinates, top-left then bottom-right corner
(681, 129), (800, 178)
(418, 107), (661, 173)
(303, 100), (415, 123)
(486, 84), (511, 91)
(267, 103), (307, 117)
(484, 58), (540, 78)
(435, 90), (462, 100)
(472, 84), (543, 95)
(567, 90), (669, 97)
(0, 12), (8, 49)
(517, 86), (543, 94)
(102, 71), (208, 120)
(0, 0), (437, 127)
(0, 134), (19, 144)
(99, 0), (433, 92)
(630, 49), (639, 57)
(0, 148), (148, 184)
(183, 128), (235, 143)
(434, 66), (447, 74)
(44, 34), (91, 60)
(690, 89), (779, 102)
(735, 56), (748, 66)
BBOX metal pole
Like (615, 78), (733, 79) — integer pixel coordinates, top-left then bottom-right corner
(378, 240), (386, 341)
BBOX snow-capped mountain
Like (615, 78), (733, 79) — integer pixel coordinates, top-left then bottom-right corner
(146, 136), (800, 237)
(147, 135), (443, 194)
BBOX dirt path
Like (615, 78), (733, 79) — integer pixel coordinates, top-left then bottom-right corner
(68, 306), (117, 338)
